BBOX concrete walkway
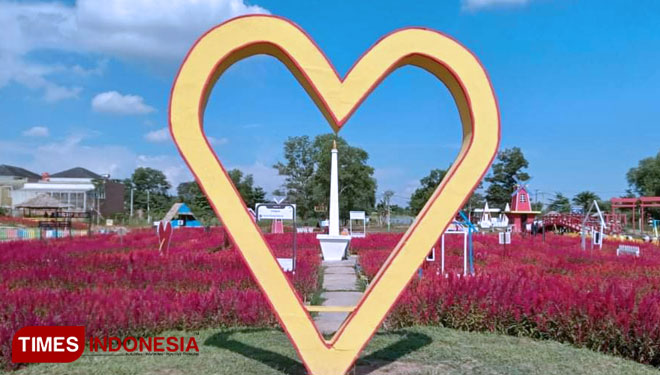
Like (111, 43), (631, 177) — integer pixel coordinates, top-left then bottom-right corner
(313, 256), (363, 335)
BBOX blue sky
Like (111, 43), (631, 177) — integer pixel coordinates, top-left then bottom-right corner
(1, 0), (659, 207)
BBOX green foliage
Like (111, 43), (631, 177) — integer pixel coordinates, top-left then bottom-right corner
(177, 181), (214, 222)
(627, 151), (660, 196)
(409, 169), (447, 215)
(572, 191), (601, 213)
(485, 147), (530, 208)
(531, 201), (544, 211)
(274, 134), (376, 220)
(465, 190), (486, 213)
(548, 193), (571, 213)
(311, 134), (376, 221)
(227, 169), (267, 209)
(273, 136), (316, 219)
(177, 169), (266, 222)
(123, 167), (173, 218)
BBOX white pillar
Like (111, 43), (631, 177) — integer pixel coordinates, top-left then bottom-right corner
(317, 140), (351, 261)
(329, 140), (340, 236)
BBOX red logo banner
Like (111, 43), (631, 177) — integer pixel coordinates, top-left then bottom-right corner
(12, 326), (85, 363)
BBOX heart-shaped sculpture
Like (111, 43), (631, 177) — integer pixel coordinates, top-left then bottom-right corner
(170, 15), (499, 375)
(157, 221), (173, 255)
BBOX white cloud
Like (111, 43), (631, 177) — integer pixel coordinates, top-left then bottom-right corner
(0, 134), (191, 191)
(22, 126), (50, 137)
(92, 91), (155, 115)
(208, 136), (229, 146)
(144, 128), (170, 143)
(462, 0), (531, 11)
(0, 0), (269, 100)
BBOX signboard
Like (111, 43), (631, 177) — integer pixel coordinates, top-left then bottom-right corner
(255, 204), (295, 220)
(105, 219), (114, 226)
(498, 232), (511, 245)
(349, 211), (366, 220)
(276, 258), (293, 272)
(593, 230), (602, 246)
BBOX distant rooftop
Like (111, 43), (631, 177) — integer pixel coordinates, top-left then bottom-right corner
(0, 164), (40, 180)
(50, 167), (102, 179)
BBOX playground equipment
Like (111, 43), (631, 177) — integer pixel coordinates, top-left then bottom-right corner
(611, 196), (660, 233)
(580, 200), (606, 250)
(348, 211), (366, 238)
(432, 211), (477, 276)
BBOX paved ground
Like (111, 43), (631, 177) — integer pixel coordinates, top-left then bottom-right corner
(313, 256), (363, 335)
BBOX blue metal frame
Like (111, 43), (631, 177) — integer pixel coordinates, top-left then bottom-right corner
(458, 211), (477, 275)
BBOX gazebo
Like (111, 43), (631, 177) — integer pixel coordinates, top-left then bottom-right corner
(16, 193), (73, 217)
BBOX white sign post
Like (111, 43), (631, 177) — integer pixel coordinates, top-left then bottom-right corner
(255, 203), (297, 273)
(349, 211), (366, 238)
(255, 204), (295, 220)
(499, 231), (511, 257)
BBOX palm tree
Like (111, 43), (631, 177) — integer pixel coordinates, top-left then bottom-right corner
(572, 191), (601, 213)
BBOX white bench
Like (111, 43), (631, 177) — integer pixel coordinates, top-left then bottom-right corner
(616, 245), (640, 257)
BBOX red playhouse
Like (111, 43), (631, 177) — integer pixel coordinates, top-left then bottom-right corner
(505, 184), (541, 232)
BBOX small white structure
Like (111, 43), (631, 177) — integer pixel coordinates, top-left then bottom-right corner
(617, 245), (640, 257)
(498, 231), (511, 245)
(581, 200), (607, 250)
(436, 221), (470, 276)
(474, 202), (508, 230)
(349, 211), (366, 238)
(317, 141), (351, 260)
(276, 258), (294, 272)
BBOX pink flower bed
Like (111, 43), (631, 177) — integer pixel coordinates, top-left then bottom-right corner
(0, 229), (321, 370)
(355, 232), (660, 366)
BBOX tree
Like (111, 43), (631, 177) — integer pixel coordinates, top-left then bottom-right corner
(274, 134), (376, 221)
(310, 134), (376, 221)
(227, 169), (267, 209)
(177, 169), (266, 222)
(548, 193), (571, 213)
(177, 181), (214, 221)
(125, 167), (173, 218)
(485, 147), (530, 208)
(273, 136), (316, 219)
(376, 190), (394, 227)
(409, 169), (447, 215)
(627, 151), (660, 196)
(572, 191), (601, 213)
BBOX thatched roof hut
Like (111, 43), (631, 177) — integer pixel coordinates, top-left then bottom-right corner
(16, 194), (73, 209)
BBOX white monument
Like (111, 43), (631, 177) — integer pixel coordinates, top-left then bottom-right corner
(317, 140), (351, 260)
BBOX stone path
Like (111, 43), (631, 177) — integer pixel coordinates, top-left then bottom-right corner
(313, 255), (363, 335)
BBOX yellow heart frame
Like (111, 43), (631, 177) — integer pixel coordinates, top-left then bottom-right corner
(170, 15), (499, 375)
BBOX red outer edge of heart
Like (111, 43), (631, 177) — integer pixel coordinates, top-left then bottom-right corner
(168, 14), (501, 374)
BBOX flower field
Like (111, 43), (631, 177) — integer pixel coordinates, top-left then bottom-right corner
(355, 233), (660, 366)
(3, 227), (660, 370)
(0, 229), (321, 370)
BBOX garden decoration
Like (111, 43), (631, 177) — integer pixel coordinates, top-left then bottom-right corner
(169, 15), (499, 375)
(157, 221), (173, 256)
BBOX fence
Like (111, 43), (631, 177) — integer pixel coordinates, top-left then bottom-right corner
(0, 227), (88, 241)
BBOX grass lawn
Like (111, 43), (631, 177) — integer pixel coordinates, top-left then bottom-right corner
(14, 326), (659, 375)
